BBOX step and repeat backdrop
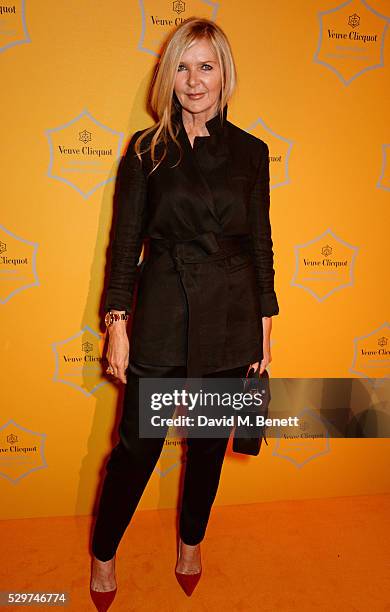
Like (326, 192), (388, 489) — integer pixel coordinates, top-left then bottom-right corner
(1, 0), (389, 519)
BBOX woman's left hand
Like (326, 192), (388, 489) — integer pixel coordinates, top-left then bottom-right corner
(247, 316), (273, 376)
(248, 348), (272, 376)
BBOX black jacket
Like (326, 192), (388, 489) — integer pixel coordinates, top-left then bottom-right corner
(104, 103), (279, 377)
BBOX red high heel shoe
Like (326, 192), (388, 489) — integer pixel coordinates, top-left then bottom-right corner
(174, 538), (202, 597)
(90, 555), (117, 612)
(89, 586), (117, 612)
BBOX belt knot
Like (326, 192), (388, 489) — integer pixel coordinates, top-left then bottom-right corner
(173, 254), (186, 272)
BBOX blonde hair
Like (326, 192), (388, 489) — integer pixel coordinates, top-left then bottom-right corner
(134, 17), (237, 175)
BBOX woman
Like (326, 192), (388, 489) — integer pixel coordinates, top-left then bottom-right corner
(90, 16), (279, 610)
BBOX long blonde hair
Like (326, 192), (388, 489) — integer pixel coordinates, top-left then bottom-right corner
(134, 17), (237, 175)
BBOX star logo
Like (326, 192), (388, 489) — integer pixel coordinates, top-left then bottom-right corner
(52, 326), (107, 396)
(79, 129), (92, 144)
(348, 13), (360, 28)
(45, 109), (123, 198)
(314, 0), (389, 84)
(0, 1), (31, 53)
(0, 420), (47, 484)
(292, 228), (358, 301)
(0, 225), (39, 304)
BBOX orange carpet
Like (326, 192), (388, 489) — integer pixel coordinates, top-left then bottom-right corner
(0, 494), (389, 611)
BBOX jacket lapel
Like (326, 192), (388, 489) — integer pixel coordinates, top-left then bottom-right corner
(172, 104), (229, 226)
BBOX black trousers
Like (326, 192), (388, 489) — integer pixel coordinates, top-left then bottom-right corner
(91, 360), (249, 561)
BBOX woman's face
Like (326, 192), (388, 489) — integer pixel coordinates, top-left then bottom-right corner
(174, 37), (222, 117)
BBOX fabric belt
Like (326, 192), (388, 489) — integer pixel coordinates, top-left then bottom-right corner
(148, 232), (251, 378)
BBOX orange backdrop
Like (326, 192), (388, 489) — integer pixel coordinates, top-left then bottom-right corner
(0, 0), (389, 519)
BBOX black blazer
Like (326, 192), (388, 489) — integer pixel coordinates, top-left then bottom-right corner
(104, 103), (279, 377)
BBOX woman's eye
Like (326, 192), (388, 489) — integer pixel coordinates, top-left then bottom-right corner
(177, 64), (213, 71)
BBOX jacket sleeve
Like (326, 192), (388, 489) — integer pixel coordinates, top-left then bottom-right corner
(104, 130), (147, 314)
(248, 140), (280, 317)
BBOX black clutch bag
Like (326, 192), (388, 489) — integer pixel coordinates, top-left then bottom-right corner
(232, 367), (271, 456)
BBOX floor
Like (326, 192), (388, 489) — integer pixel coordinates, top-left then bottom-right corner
(0, 494), (389, 611)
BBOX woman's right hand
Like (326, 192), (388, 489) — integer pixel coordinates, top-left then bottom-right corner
(106, 322), (129, 384)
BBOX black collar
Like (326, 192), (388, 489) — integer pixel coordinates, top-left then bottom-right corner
(172, 102), (228, 137)
(205, 103), (228, 135)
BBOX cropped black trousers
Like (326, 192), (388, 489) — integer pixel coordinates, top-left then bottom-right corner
(91, 360), (248, 561)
